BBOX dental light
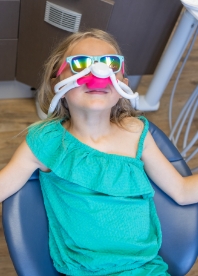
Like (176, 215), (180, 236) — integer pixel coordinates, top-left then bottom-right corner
(48, 62), (139, 115)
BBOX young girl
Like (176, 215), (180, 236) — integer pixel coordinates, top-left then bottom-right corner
(0, 29), (198, 275)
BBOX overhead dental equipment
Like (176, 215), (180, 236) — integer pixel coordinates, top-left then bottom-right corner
(138, 0), (198, 111)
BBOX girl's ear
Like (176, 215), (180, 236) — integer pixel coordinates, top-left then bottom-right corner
(51, 77), (59, 91)
(123, 77), (129, 86)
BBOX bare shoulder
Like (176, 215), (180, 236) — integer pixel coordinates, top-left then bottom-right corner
(121, 116), (144, 134)
(112, 116), (146, 157)
(122, 116), (155, 154)
(121, 116), (144, 139)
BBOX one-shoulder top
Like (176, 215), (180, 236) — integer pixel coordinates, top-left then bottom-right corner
(26, 116), (169, 275)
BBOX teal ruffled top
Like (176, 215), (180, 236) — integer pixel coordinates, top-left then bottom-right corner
(26, 116), (169, 275)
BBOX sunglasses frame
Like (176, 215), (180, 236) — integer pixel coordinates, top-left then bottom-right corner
(56, 54), (124, 77)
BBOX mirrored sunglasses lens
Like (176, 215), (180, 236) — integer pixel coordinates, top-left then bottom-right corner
(100, 56), (120, 72)
(71, 56), (92, 72)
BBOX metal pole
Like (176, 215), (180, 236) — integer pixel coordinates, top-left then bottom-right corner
(138, 10), (198, 111)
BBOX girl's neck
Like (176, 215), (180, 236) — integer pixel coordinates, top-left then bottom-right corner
(64, 111), (115, 142)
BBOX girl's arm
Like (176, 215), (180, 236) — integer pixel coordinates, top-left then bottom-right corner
(0, 140), (47, 203)
(142, 131), (198, 205)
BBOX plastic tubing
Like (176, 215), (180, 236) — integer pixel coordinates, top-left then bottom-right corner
(169, 26), (198, 130)
(183, 96), (198, 150)
(110, 74), (137, 100)
(181, 131), (198, 156)
(48, 82), (78, 115)
(169, 87), (198, 141)
(54, 67), (91, 93)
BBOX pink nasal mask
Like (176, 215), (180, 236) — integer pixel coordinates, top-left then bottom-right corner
(77, 62), (113, 89)
(77, 74), (112, 89)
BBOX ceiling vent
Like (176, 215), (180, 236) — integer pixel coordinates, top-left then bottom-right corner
(44, 1), (82, 33)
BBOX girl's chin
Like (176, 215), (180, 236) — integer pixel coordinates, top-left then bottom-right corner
(81, 102), (114, 111)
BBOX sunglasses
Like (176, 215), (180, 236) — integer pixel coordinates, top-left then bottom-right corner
(56, 54), (124, 77)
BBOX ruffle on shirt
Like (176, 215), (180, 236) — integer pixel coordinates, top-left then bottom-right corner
(26, 118), (154, 198)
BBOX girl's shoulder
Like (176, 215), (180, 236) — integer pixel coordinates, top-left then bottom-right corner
(118, 116), (149, 159)
(26, 119), (67, 170)
(27, 119), (63, 138)
(26, 119), (65, 155)
(122, 115), (148, 134)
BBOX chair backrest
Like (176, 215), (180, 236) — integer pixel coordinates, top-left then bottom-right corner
(2, 121), (198, 276)
(149, 122), (198, 275)
(2, 169), (61, 276)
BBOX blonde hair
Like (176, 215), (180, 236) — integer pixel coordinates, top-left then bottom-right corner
(38, 28), (137, 125)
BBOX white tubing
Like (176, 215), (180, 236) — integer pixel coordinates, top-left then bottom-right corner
(117, 80), (139, 108)
(181, 131), (198, 156)
(169, 26), (198, 130)
(110, 74), (138, 99)
(174, 98), (195, 145)
(54, 67), (91, 93)
(192, 167), (198, 173)
(48, 82), (78, 115)
(117, 80), (139, 109)
(185, 148), (198, 163)
(118, 80), (133, 95)
(183, 97), (198, 150)
(169, 87), (198, 141)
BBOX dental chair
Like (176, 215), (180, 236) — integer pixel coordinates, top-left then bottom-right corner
(2, 121), (198, 276)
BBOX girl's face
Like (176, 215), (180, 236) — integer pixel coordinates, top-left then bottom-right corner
(59, 37), (128, 114)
